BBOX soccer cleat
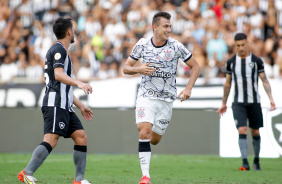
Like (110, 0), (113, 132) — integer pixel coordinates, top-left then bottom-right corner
(253, 162), (261, 171)
(138, 176), (151, 184)
(73, 179), (91, 184)
(18, 170), (38, 184)
(239, 163), (250, 171)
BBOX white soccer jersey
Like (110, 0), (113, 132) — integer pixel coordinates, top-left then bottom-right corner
(130, 37), (192, 102)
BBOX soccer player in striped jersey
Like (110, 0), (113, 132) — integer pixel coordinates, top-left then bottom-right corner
(123, 12), (200, 184)
(18, 17), (93, 184)
(217, 33), (276, 171)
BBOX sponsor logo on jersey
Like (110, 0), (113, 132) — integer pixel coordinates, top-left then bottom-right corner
(137, 108), (145, 118)
(151, 71), (171, 78)
(59, 122), (65, 129)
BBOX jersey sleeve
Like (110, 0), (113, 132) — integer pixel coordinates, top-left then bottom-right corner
(226, 59), (232, 74)
(177, 42), (192, 63)
(129, 38), (144, 60)
(257, 58), (265, 73)
(53, 47), (67, 69)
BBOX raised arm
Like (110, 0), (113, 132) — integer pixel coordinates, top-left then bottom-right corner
(216, 73), (232, 117)
(177, 56), (200, 102)
(259, 72), (276, 111)
(123, 57), (156, 75)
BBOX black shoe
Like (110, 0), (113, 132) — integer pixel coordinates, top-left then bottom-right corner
(239, 163), (250, 171)
(253, 162), (261, 171)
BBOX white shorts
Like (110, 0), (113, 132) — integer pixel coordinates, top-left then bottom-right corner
(135, 97), (173, 135)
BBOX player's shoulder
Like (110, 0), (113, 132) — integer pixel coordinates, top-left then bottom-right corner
(251, 53), (263, 63)
(167, 37), (181, 46)
(50, 42), (66, 53)
(136, 37), (151, 46)
(47, 42), (67, 58)
(227, 54), (236, 63)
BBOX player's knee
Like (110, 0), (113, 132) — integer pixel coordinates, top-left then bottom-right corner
(238, 126), (247, 134)
(139, 128), (151, 139)
(251, 129), (260, 137)
(75, 133), (87, 145)
(150, 139), (160, 145)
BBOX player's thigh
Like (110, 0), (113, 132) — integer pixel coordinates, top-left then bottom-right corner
(247, 103), (263, 129)
(135, 98), (156, 125)
(42, 106), (70, 137)
(152, 100), (173, 136)
(232, 103), (248, 129)
(67, 112), (84, 138)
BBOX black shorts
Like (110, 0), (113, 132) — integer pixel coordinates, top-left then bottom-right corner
(232, 103), (263, 129)
(41, 106), (84, 138)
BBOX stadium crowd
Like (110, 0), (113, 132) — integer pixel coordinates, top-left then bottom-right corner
(0, 0), (282, 84)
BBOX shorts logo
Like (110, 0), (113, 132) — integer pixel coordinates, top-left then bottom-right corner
(266, 110), (282, 155)
(59, 122), (65, 129)
(137, 108), (145, 118)
(159, 119), (169, 125)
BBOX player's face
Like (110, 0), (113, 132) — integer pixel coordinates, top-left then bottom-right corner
(235, 39), (249, 58)
(154, 18), (171, 41)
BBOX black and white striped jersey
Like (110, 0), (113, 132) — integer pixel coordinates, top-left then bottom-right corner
(42, 41), (74, 112)
(226, 53), (264, 104)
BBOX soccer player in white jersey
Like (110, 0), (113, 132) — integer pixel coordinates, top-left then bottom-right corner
(217, 33), (276, 171)
(18, 17), (93, 184)
(123, 12), (200, 184)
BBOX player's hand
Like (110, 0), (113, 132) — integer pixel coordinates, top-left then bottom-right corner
(78, 82), (93, 94)
(139, 61), (156, 76)
(177, 88), (192, 102)
(270, 100), (276, 111)
(80, 106), (93, 120)
(216, 104), (227, 118)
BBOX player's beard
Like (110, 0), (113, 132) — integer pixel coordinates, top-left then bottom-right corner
(71, 35), (75, 43)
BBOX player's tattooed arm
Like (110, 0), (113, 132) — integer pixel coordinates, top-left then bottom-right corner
(259, 72), (276, 110)
(216, 73), (232, 117)
(222, 74), (232, 105)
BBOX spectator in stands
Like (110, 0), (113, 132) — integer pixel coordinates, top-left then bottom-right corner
(0, 55), (18, 82)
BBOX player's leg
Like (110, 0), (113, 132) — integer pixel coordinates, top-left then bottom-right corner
(69, 112), (90, 184)
(232, 103), (249, 170)
(150, 100), (172, 145)
(25, 133), (59, 174)
(136, 98), (160, 183)
(137, 122), (153, 181)
(18, 107), (62, 183)
(248, 103), (263, 170)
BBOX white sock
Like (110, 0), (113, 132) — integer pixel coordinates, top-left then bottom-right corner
(139, 139), (151, 178)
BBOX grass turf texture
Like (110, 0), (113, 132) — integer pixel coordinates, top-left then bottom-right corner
(0, 154), (281, 184)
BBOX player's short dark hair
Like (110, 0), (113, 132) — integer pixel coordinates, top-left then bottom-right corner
(152, 12), (171, 26)
(53, 17), (73, 39)
(234, 33), (247, 41)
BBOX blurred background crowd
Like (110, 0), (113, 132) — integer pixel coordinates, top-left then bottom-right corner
(0, 0), (282, 84)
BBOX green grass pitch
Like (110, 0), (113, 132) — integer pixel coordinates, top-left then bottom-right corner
(0, 153), (281, 184)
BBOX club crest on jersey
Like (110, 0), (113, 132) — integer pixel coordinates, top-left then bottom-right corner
(160, 49), (174, 61)
(249, 62), (254, 68)
(54, 53), (61, 60)
(137, 108), (145, 118)
(59, 122), (65, 129)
